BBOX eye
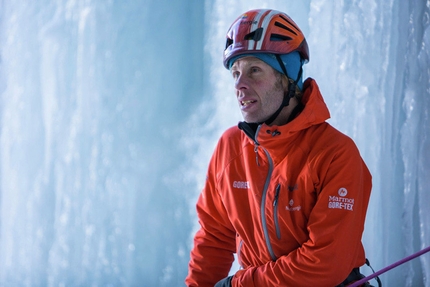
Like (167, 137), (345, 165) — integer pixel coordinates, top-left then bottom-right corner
(250, 66), (261, 73)
(231, 70), (240, 79)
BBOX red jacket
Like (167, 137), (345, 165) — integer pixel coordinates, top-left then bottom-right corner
(186, 78), (372, 287)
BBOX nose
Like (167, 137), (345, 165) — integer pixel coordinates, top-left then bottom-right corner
(234, 73), (250, 91)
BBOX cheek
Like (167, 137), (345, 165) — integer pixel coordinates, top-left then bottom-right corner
(263, 85), (284, 107)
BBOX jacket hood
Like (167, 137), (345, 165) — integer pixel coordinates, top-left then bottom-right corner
(240, 78), (330, 139)
(288, 77), (330, 132)
(239, 78), (331, 165)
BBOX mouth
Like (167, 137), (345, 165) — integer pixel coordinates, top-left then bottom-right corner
(241, 100), (257, 107)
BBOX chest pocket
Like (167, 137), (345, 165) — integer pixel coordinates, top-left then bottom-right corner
(271, 180), (311, 244)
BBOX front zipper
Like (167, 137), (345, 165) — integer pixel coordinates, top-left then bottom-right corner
(240, 123), (278, 261)
(260, 146), (277, 262)
(273, 183), (281, 239)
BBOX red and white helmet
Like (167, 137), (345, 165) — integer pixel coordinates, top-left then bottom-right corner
(223, 9), (309, 69)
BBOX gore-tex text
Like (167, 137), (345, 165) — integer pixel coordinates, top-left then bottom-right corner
(328, 196), (354, 211)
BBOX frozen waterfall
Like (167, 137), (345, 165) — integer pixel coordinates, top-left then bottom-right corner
(0, 0), (429, 286)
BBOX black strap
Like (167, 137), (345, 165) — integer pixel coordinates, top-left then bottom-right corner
(336, 268), (364, 287)
(264, 90), (291, 125)
(336, 259), (382, 287)
(264, 55), (303, 125)
(275, 54), (290, 78)
(365, 258), (382, 287)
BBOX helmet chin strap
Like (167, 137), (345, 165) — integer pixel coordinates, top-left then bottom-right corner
(263, 54), (303, 126)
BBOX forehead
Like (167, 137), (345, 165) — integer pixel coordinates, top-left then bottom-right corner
(231, 56), (270, 70)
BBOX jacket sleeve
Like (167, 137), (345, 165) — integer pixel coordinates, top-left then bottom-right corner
(186, 148), (237, 287)
(231, 136), (372, 287)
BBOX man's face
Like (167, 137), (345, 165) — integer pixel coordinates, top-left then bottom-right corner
(231, 57), (285, 124)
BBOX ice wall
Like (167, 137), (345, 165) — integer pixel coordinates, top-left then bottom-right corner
(0, 0), (429, 286)
(0, 1), (203, 286)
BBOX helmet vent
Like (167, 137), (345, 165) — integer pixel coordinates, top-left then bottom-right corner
(279, 15), (300, 31)
(270, 33), (293, 41)
(225, 38), (233, 49)
(244, 27), (263, 41)
(274, 21), (298, 35)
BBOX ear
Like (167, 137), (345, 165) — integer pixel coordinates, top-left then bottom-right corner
(281, 75), (290, 91)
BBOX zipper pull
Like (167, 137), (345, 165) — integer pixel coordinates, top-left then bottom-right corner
(254, 145), (259, 166)
(273, 184), (281, 206)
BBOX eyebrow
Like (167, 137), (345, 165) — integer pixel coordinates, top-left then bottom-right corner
(231, 59), (265, 70)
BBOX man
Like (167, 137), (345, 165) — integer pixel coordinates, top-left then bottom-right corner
(186, 9), (373, 287)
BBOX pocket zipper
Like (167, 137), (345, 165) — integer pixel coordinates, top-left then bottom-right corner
(273, 183), (281, 239)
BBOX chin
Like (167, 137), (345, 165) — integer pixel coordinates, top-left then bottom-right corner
(242, 115), (260, 123)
